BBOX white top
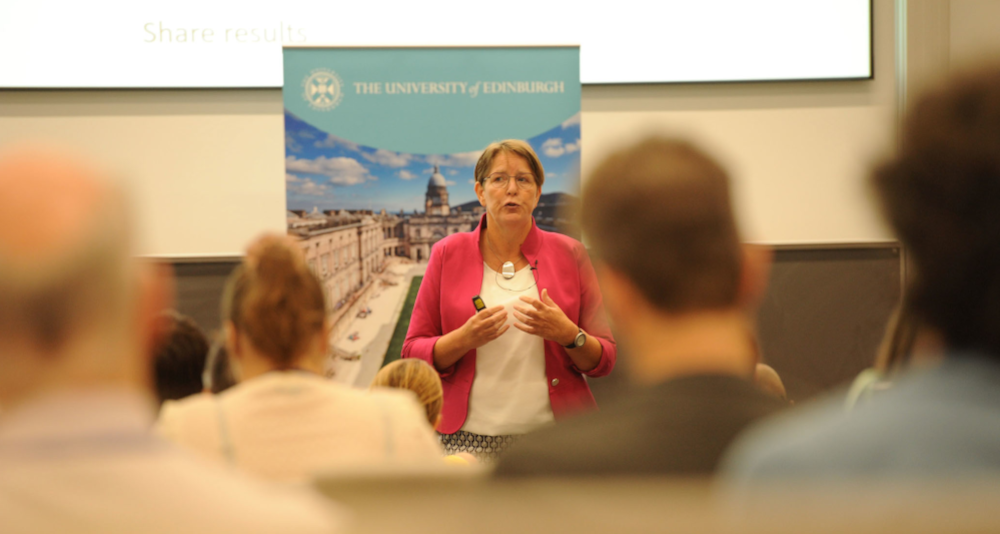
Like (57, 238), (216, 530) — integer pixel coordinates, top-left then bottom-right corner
(462, 263), (554, 436)
(0, 388), (344, 534)
(157, 371), (444, 483)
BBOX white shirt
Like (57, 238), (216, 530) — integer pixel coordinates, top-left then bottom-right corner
(462, 263), (554, 435)
(0, 388), (343, 534)
(157, 371), (444, 482)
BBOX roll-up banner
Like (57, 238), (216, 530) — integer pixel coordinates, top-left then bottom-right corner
(282, 46), (581, 384)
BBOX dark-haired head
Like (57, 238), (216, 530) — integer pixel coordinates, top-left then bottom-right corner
(153, 310), (209, 404)
(872, 66), (1000, 359)
(222, 234), (327, 376)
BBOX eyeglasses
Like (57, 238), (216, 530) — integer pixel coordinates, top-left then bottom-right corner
(483, 173), (537, 190)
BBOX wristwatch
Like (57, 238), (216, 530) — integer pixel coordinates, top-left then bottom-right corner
(564, 328), (586, 349)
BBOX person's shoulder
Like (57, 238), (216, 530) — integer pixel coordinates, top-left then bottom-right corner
(367, 383), (420, 403)
(365, 386), (430, 420)
(723, 358), (1000, 482)
(157, 392), (216, 428)
(364, 387), (443, 455)
(155, 391), (230, 455)
(495, 404), (635, 477)
(720, 371), (962, 481)
(151, 446), (348, 533)
(305, 377), (383, 406)
(537, 227), (583, 252)
(533, 228), (589, 268)
(694, 374), (789, 417)
(497, 378), (783, 477)
(321, 381), (425, 420)
(2, 440), (347, 534)
(432, 230), (477, 254)
(720, 392), (853, 477)
(422, 230), (478, 271)
(162, 390), (214, 409)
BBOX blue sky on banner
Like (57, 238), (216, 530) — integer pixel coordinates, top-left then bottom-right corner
(284, 111), (581, 213)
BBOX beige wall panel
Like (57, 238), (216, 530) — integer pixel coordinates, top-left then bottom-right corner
(951, 0), (1000, 66)
(0, 90), (285, 257)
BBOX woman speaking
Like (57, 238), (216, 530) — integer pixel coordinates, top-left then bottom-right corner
(402, 140), (616, 461)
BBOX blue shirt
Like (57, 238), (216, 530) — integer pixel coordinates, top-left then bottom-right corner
(721, 353), (1000, 482)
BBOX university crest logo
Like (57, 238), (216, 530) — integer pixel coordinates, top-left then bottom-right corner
(302, 68), (344, 111)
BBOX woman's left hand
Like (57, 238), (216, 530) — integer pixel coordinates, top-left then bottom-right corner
(512, 288), (578, 346)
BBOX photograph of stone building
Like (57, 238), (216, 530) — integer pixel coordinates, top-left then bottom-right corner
(288, 167), (480, 386)
(407, 166), (480, 262)
(284, 111), (580, 386)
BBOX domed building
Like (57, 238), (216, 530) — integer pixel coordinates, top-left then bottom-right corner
(425, 166), (450, 216)
(406, 165), (478, 262)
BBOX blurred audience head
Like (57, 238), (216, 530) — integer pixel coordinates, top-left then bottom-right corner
(222, 234), (327, 378)
(371, 359), (443, 428)
(582, 138), (769, 381)
(871, 67), (1000, 359)
(582, 138), (757, 314)
(153, 310), (209, 404)
(0, 145), (170, 406)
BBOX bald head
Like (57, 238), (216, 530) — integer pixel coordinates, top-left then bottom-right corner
(0, 145), (132, 352)
(0, 147), (109, 260)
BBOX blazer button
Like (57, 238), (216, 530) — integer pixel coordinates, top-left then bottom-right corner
(551, 378), (559, 386)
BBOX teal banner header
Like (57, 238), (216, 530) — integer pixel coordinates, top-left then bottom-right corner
(283, 46), (580, 154)
(283, 45), (580, 218)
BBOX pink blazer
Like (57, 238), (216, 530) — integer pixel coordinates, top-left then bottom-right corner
(402, 215), (617, 434)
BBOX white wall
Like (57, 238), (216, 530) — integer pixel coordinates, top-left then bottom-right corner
(0, 0), (896, 256)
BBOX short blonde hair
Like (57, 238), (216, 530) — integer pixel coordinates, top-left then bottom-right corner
(474, 139), (545, 189)
(371, 359), (443, 427)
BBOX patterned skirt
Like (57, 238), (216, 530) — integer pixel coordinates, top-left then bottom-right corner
(438, 430), (522, 463)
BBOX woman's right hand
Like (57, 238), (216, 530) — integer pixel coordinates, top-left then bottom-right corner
(432, 305), (508, 371)
(460, 305), (509, 350)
